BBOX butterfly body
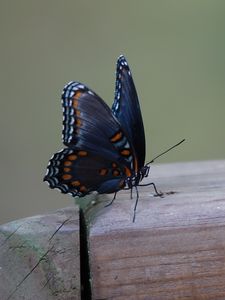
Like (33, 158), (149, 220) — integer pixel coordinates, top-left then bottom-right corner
(44, 55), (149, 206)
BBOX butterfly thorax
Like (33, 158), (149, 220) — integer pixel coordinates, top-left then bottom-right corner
(125, 164), (150, 188)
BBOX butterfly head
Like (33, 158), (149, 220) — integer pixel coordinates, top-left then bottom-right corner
(125, 164), (150, 188)
(141, 164), (150, 179)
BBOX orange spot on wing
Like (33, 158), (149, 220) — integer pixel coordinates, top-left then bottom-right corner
(80, 185), (87, 193)
(124, 166), (132, 177)
(110, 131), (123, 142)
(71, 180), (80, 186)
(62, 174), (72, 180)
(121, 149), (131, 156)
(113, 169), (120, 177)
(99, 168), (108, 176)
(76, 110), (81, 117)
(72, 92), (82, 108)
(112, 162), (117, 168)
(64, 161), (72, 166)
(74, 91), (82, 99)
(68, 154), (77, 161)
(73, 99), (79, 108)
(76, 118), (82, 126)
(64, 167), (71, 172)
(78, 150), (88, 156)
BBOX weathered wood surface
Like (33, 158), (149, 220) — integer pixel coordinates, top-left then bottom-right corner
(0, 206), (80, 300)
(89, 160), (225, 300)
(1, 160), (225, 299)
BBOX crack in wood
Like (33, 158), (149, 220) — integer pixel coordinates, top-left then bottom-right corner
(0, 223), (23, 247)
(41, 274), (53, 290)
(6, 245), (54, 300)
(80, 209), (92, 300)
(48, 217), (71, 241)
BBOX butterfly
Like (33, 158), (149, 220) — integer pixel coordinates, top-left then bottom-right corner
(44, 55), (162, 221)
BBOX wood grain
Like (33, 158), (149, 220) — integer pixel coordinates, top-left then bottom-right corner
(89, 160), (225, 300)
(0, 206), (80, 300)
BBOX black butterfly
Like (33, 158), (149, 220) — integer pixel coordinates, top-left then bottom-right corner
(44, 55), (163, 221)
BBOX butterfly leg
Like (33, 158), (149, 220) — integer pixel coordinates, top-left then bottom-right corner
(130, 187), (133, 199)
(138, 182), (163, 197)
(105, 192), (117, 207)
(132, 186), (139, 223)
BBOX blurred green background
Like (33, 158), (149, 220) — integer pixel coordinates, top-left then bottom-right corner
(1, 1), (225, 224)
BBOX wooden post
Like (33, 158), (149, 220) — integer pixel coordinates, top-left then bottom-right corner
(89, 160), (225, 299)
(0, 207), (80, 300)
(1, 161), (225, 299)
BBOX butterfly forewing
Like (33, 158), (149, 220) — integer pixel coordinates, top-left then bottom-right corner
(112, 55), (146, 169)
(62, 82), (132, 163)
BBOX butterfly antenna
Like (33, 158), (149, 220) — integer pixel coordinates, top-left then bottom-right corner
(146, 139), (185, 165)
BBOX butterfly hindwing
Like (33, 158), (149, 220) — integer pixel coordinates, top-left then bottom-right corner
(112, 55), (146, 169)
(44, 148), (125, 196)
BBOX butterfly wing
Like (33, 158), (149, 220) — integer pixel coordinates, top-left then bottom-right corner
(112, 55), (146, 169)
(44, 82), (135, 195)
(62, 82), (130, 162)
(44, 148), (126, 196)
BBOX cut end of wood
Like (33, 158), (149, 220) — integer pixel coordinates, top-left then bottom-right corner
(0, 206), (80, 300)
